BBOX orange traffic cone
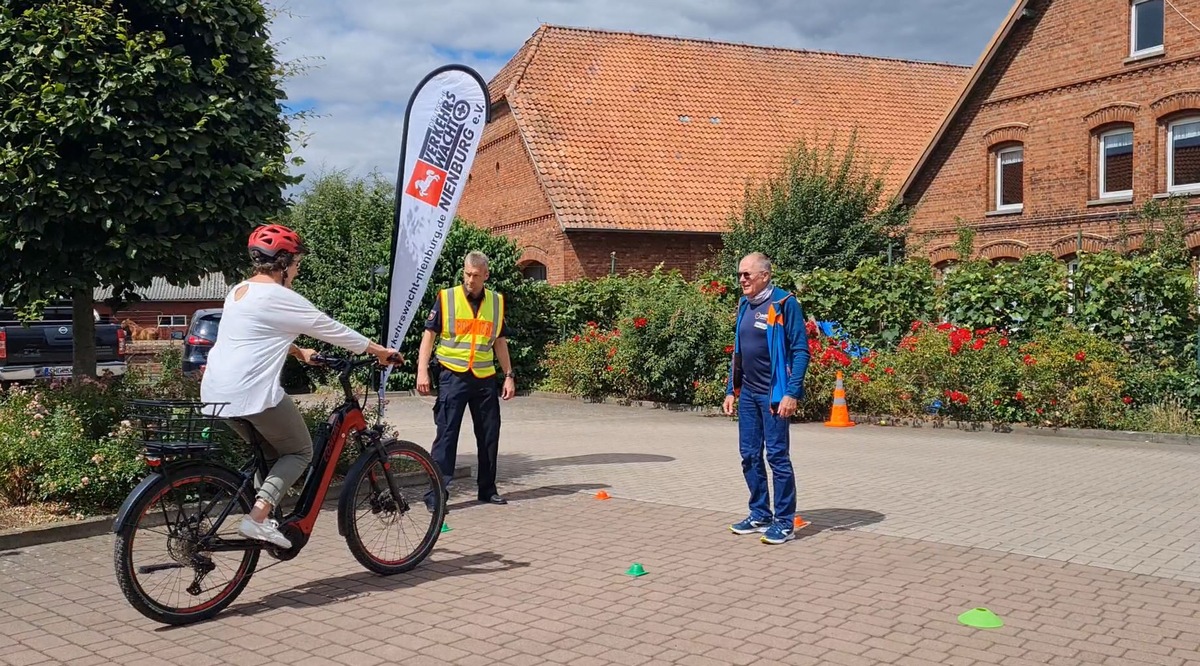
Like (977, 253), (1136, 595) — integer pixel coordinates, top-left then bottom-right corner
(824, 371), (856, 428)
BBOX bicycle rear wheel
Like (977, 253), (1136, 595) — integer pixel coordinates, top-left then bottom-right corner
(114, 464), (259, 625)
(339, 439), (445, 575)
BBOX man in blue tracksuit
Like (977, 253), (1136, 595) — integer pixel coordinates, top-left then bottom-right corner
(723, 252), (810, 545)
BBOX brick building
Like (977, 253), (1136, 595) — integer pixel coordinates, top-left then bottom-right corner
(902, 0), (1200, 270)
(456, 25), (970, 283)
(94, 273), (230, 338)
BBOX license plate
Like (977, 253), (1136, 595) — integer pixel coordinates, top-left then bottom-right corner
(37, 366), (73, 378)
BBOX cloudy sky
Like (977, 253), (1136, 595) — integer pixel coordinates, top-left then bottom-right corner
(265, 0), (1015, 192)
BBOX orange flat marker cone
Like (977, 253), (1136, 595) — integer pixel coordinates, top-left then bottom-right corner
(794, 516), (810, 529)
(594, 490), (611, 500)
(824, 371), (856, 428)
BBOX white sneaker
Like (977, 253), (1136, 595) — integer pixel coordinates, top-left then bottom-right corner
(238, 515), (292, 549)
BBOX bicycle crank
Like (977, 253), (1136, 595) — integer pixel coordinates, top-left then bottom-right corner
(265, 523), (309, 561)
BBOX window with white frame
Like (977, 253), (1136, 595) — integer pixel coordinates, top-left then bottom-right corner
(1100, 128), (1134, 198)
(995, 146), (1024, 211)
(157, 315), (187, 327)
(1168, 117), (1200, 192)
(1131, 0), (1165, 57)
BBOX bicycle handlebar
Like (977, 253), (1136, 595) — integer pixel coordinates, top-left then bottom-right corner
(309, 353), (403, 403)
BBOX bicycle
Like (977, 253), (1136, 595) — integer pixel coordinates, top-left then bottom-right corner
(111, 353), (446, 625)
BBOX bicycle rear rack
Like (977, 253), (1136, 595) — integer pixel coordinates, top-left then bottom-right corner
(128, 399), (233, 465)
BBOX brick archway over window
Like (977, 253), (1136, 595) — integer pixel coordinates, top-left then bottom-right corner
(982, 123), (1029, 147)
(1050, 234), (1110, 258)
(927, 245), (958, 266)
(1116, 233), (1147, 254)
(1151, 90), (1200, 117)
(1185, 228), (1200, 253)
(978, 240), (1028, 261)
(1084, 103), (1140, 130)
(518, 246), (552, 269)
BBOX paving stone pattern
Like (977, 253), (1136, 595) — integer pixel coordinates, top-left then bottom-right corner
(0, 396), (1198, 665)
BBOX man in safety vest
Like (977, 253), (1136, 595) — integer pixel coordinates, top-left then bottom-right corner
(416, 251), (516, 505)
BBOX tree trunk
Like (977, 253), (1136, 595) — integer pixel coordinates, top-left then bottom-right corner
(73, 288), (97, 378)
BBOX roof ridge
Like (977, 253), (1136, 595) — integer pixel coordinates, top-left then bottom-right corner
(533, 23), (973, 70)
(899, 0), (1031, 198)
(506, 24), (549, 98)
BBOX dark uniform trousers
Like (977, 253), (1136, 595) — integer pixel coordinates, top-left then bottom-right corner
(431, 365), (501, 499)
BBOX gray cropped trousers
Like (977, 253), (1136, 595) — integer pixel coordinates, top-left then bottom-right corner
(225, 397), (313, 507)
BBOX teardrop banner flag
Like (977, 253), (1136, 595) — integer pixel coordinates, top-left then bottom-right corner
(380, 64), (491, 395)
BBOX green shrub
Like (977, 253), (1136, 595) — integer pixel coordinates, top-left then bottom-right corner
(613, 270), (734, 404)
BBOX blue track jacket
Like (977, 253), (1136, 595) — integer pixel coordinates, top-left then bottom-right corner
(725, 286), (811, 405)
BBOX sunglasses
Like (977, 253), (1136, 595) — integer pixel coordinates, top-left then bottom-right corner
(737, 271), (767, 280)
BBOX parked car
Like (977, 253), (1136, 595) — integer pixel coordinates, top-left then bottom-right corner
(0, 305), (126, 385)
(182, 308), (222, 376)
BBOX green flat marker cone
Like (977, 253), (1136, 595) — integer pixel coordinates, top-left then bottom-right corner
(201, 427), (211, 441)
(625, 562), (646, 577)
(440, 522), (451, 533)
(958, 607), (1003, 629)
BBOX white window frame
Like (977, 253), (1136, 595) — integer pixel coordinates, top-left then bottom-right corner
(1131, 0), (1165, 58)
(157, 315), (187, 327)
(995, 146), (1024, 212)
(1167, 116), (1200, 193)
(1099, 128), (1134, 199)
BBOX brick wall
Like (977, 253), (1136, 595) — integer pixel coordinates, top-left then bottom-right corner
(907, 0), (1200, 263)
(456, 105), (554, 236)
(487, 218), (721, 282)
(562, 231), (722, 281)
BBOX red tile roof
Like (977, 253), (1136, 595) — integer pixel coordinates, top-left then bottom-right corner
(487, 25), (971, 233)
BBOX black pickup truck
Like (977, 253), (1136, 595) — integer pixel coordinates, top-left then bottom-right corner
(0, 306), (127, 384)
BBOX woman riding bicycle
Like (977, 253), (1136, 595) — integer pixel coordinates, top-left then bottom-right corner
(200, 223), (403, 550)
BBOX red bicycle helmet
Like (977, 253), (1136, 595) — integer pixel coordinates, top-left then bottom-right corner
(248, 224), (306, 259)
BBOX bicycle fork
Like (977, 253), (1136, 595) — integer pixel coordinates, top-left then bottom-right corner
(366, 431), (411, 515)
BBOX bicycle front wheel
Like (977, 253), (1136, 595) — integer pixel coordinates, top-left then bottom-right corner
(339, 439), (445, 575)
(114, 464), (259, 625)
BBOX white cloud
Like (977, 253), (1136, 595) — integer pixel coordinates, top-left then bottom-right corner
(264, 0), (1013, 192)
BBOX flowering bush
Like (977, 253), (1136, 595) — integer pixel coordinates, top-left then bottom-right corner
(537, 266), (1179, 434)
(805, 320), (1131, 429)
(0, 386), (142, 510)
(541, 322), (625, 401)
(542, 269), (736, 405)
(0, 347), (222, 516)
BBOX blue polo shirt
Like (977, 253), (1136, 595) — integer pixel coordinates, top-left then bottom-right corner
(737, 297), (774, 396)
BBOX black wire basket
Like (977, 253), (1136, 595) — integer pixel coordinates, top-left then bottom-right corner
(128, 399), (233, 463)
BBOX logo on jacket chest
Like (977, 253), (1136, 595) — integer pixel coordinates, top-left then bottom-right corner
(753, 311), (769, 329)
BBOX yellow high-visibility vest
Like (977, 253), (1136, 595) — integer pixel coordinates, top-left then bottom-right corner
(434, 285), (505, 378)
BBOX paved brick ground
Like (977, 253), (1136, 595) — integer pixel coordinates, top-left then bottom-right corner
(1, 396), (1199, 665)
(380, 396), (1200, 584)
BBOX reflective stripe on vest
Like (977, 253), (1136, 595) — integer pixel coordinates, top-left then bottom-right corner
(434, 286), (504, 377)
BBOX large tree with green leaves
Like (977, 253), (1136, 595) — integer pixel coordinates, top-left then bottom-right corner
(283, 172), (554, 391)
(0, 0), (297, 375)
(719, 131), (909, 276)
